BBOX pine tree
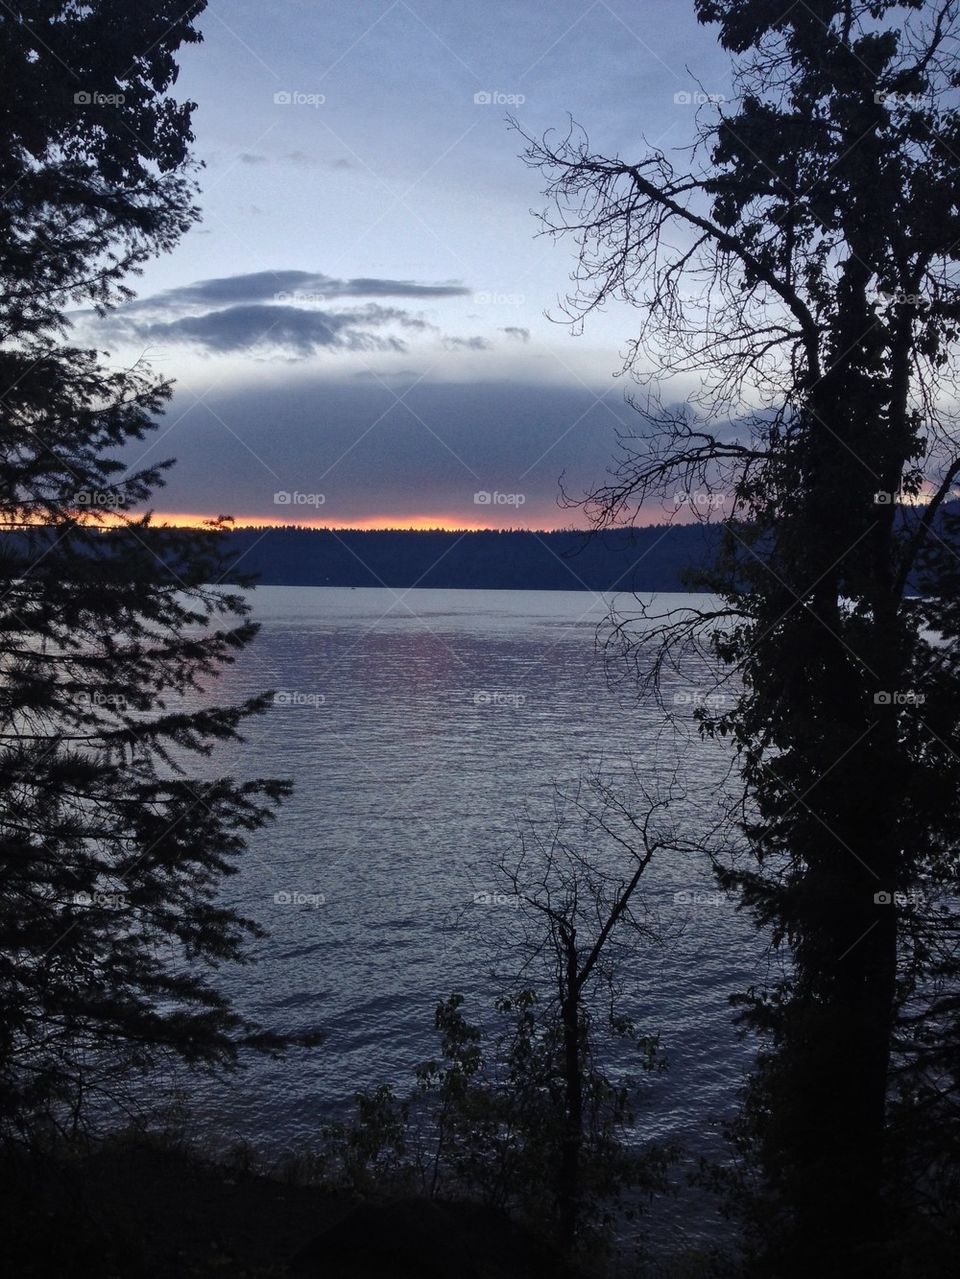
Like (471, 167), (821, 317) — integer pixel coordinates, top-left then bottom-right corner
(522, 1), (960, 1272)
(0, 2), (311, 1138)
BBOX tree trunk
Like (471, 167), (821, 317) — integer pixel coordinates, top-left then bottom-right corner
(557, 933), (582, 1254)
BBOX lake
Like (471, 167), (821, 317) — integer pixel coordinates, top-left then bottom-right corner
(167, 586), (766, 1242)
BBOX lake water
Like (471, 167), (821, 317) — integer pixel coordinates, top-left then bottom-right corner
(167, 587), (767, 1246)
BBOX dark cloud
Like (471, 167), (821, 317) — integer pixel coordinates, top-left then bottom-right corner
(79, 270), (497, 360)
(500, 326), (530, 342)
(338, 277), (469, 300)
(239, 150), (355, 170)
(83, 270), (478, 359)
(122, 379), (636, 527)
(117, 270), (470, 315)
(132, 303), (431, 357)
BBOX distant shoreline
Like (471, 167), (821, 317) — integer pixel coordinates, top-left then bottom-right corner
(218, 525), (719, 592)
(2, 509), (946, 592)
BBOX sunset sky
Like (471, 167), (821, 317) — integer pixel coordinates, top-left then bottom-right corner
(72, 0), (733, 530)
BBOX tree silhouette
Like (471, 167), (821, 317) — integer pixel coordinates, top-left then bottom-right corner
(521, 1), (960, 1273)
(0, 2), (315, 1140)
(496, 772), (676, 1252)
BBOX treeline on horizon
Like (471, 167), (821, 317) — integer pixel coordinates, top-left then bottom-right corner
(218, 501), (959, 591)
(218, 524), (718, 591)
(2, 508), (953, 592)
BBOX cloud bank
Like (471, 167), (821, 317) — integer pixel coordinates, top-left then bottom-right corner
(84, 269), (508, 359)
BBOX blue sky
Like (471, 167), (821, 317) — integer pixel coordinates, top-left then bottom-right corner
(81, 0), (735, 528)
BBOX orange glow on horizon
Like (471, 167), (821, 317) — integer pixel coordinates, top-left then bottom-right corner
(141, 511), (578, 532)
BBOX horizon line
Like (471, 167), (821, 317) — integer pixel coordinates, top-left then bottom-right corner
(134, 512), (595, 533)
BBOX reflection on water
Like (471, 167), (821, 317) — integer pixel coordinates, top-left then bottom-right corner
(174, 588), (764, 1207)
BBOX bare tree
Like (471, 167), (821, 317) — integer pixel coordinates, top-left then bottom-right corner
(516, 3), (960, 1274)
(496, 769), (695, 1252)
